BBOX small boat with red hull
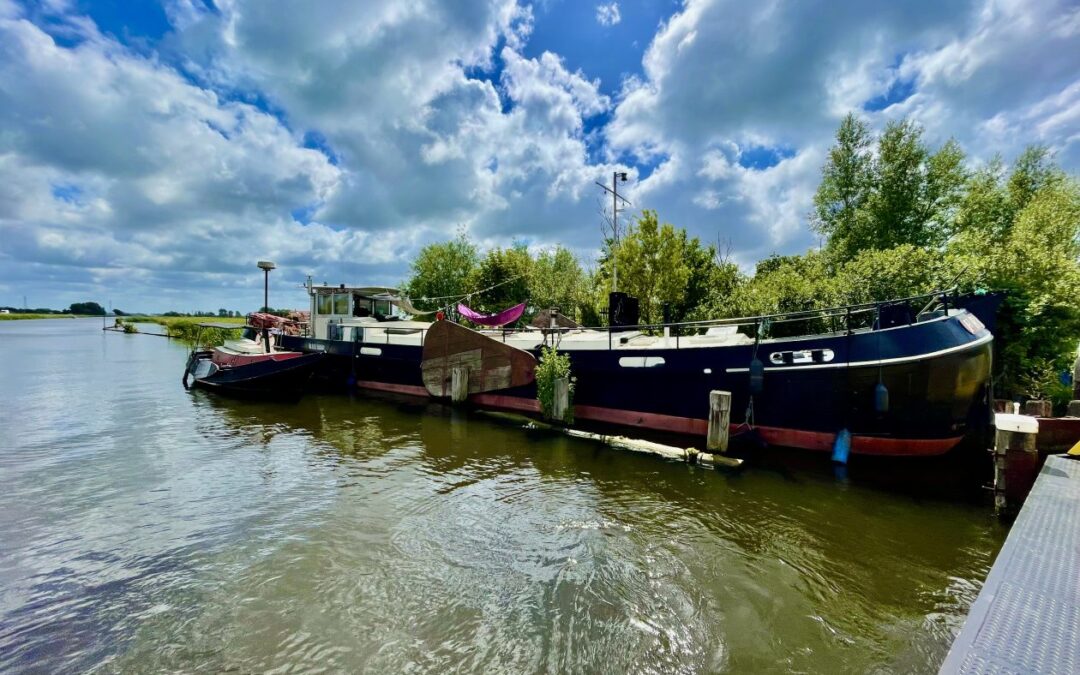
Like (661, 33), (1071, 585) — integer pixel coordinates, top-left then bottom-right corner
(183, 319), (323, 399)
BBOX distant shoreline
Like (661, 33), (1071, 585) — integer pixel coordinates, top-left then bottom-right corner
(0, 313), (96, 320)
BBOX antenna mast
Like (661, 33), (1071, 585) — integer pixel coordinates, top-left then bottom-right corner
(595, 172), (631, 292)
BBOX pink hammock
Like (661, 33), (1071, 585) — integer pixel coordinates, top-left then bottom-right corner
(457, 302), (526, 327)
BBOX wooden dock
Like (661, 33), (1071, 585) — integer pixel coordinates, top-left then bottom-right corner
(939, 454), (1080, 674)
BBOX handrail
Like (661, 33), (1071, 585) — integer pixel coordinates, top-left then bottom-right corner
(493, 288), (952, 336)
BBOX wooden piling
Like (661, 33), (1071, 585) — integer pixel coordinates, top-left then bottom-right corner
(707, 390), (732, 453)
(552, 376), (570, 423)
(992, 413), (1040, 517)
(1022, 400), (1052, 418)
(450, 366), (469, 403)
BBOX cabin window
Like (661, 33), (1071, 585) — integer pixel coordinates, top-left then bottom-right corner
(618, 356), (665, 368)
(334, 293), (350, 315)
(769, 348), (834, 365)
(317, 294), (333, 315)
(374, 299), (392, 316)
(360, 347), (382, 356)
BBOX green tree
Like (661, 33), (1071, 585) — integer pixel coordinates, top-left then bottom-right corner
(466, 244), (532, 316)
(69, 301), (105, 315)
(949, 174), (1080, 401)
(404, 231), (479, 311)
(812, 113), (873, 256)
(813, 116), (966, 257)
(614, 210), (693, 325)
(529, 246), (586, 319)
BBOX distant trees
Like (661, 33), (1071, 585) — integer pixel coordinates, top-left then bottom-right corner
(68, 301), (105, 315)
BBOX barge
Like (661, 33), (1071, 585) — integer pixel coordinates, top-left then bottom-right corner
(280, 283), (994, 457)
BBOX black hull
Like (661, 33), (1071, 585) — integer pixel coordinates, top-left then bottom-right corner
(186, 352), (324, 399)
(281, 312), (992, 456)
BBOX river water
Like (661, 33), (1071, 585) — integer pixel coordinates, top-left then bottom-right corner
(0, 318), (1006, 673)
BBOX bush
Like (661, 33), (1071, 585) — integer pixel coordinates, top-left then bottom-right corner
(536, 346), (573, 423)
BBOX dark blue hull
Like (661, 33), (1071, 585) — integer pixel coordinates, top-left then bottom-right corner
(184, 351), (324, 399)
(282, 312), (992, 456)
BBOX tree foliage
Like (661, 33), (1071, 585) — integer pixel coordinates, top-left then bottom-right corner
(69, 301), (105, 315)
(612, 210), (693, 325)
(812, 114), (967, 258)
(403, 231), (479, 311)
(466, 244), (533, 315)
(529, 245), (587, 318)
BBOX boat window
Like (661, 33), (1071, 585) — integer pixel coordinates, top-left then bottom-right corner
(618, 356), (665, 368)
(769, 348), (834, 365)
(334, 293), (349, 315)
(360, 347), (382, 356)
(374, 300), (392, 316)
(317, 294), (333, 315)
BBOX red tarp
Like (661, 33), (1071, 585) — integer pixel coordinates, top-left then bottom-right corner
(248, 311), (309, 335)
(457, 302), (526, 327)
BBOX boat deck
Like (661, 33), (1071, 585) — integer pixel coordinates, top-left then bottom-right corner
(939, 454), (1080, 674)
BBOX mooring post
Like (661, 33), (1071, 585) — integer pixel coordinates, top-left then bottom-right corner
(552, 376), (570, 423)
(992, 413), (1039, 517)
(707, 390), (732, 453)
(450, 366), (469, 403)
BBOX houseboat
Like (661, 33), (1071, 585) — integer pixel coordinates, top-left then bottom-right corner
(279, 281), (993, 457)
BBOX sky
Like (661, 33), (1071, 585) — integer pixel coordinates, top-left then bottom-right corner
(1, 0), (1078, 313)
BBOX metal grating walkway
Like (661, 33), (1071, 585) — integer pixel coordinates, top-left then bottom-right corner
(940, 455), (1080, 675)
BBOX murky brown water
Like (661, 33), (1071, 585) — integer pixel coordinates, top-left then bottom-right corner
(0, 319), (1006, 673)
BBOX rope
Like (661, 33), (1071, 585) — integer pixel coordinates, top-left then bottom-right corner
(407, 273), (528, 315)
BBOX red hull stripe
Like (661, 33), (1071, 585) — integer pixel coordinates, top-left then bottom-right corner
(470, 394), (542, 413)
(356, 380), (430, 397)
(573, 405), (961, 457)
(573, 404), (707, 436)
(353, 381), (963, 457)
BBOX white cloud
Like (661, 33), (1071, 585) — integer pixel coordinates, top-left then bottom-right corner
(1, 0), (1078, 310)
(596, 2), (621, 27)
(607, 0), (1080, 262)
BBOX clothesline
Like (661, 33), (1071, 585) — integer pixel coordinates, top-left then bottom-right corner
(398, 273), (528, 315)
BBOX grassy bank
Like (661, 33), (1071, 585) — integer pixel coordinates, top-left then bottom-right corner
(117, 315), (245, 347)
(0, 313), (87, 320)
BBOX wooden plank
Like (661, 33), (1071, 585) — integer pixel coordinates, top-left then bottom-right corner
(421, 321), (536, 398)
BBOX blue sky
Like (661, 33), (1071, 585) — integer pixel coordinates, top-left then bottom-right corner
(1, 0), (1078, 312)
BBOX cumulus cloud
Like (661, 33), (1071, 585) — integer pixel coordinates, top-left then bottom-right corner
(0, 0), (1077, 309)
(596, 2), (621, 27)
(608, 0), (1080, 263)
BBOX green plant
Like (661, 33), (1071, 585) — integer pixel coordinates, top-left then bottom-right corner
(122, 322), (138, 334)
(536, 346), (574, 423)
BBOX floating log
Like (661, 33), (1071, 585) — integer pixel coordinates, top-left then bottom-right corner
(477, 410), (744, 470)
(421, 320), (536, 398)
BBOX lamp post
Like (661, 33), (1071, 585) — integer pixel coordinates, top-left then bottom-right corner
(611, 171), (628, 293)
(257, 261), (276, 312)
